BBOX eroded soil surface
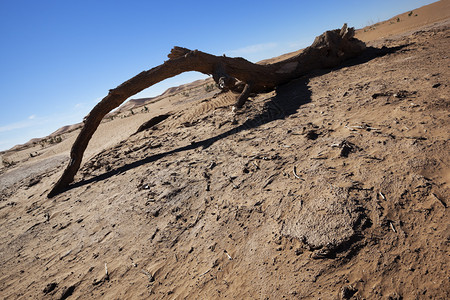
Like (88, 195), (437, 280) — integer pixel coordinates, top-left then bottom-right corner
(1, 17), (449, 300)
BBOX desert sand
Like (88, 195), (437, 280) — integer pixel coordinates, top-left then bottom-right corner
(0, 1), (449, 299)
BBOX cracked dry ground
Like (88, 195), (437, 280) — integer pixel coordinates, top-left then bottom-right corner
(1, 25), (449, 299)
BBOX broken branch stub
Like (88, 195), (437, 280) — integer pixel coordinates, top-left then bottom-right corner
(48, 24), (365, 197)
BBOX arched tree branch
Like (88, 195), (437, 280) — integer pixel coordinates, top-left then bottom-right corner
(48, 24), (365, 197)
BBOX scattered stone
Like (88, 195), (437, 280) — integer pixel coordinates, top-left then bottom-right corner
(92, 277), (107, 286)
(339, 140), (359, 158)
(387, 292), (403, 300)
(372, 91), (392, 99)
(151, 208), (160, 217)
(305, 130), (319, 140)
(59, 285), (75, 300)
(311, 247), (333, 259)
(43, 282), (57, 294)
(394, 90), (417, 98)
(341, 285), (357, 299)
(340, 145), (352, 157)
(141, 269), (155, 282)
(27, 177), (41, 187)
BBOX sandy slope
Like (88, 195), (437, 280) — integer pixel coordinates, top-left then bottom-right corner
(0, 1), (449, 299)
(355, 0), (450, 41)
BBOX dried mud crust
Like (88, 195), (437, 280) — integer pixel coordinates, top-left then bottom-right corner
(0, 155), (67, 201)
(0, 23), (449, 299)
(281, 185), (371, 256)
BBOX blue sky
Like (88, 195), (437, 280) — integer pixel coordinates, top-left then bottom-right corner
(0, 0), (436, 151)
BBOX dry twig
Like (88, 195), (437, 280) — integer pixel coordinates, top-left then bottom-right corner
(105, 263), (109, 280)
(262, 174), (276, 189)
(389, 222), (397, 233)
(292, 166), (304, 180)
(224, 250), (233, 260)
(141, 269), (154, 282)
(432, 193), (447, 208)
(199, 269), (211, 277)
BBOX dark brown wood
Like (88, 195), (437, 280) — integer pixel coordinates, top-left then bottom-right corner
(48, 24), (365, 197)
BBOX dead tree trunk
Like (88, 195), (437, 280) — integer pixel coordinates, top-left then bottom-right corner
(48, 24), (365, 197)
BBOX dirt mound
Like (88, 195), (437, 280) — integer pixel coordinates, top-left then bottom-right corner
(0, 3), (449, 299)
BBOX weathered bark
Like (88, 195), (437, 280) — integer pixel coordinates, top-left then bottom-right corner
(48, 24), (365, 197)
